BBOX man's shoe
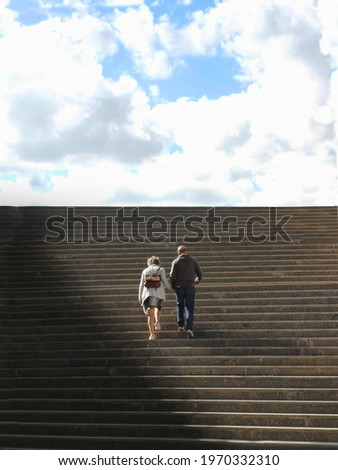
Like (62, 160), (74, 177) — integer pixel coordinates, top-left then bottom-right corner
(186, 329), (194, 338)
(178, 326), (185, 332)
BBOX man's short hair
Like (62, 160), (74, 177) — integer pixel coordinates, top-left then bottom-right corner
(177, 245), (187, 254)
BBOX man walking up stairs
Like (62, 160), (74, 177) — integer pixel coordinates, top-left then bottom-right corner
(170, 245), (203, 338)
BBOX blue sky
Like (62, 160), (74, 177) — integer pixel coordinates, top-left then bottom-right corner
(0, 0), (337, 206)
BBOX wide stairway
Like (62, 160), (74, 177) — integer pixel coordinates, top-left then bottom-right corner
(0, 206), (338, 449)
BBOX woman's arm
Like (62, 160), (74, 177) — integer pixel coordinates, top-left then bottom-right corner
(138, 271), (145, 303)
(160, 267), (172, 290)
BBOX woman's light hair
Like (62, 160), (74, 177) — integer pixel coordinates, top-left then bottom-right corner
(147, 256), (161, 266)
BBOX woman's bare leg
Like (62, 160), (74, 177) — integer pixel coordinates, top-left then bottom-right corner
(155, 308), (161, 322)
(154, 308), (162, 330)
(147, 307), (156, 338)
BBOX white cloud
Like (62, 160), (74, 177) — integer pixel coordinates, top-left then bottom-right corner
(0, 1), (19, 37)
(149, 0), (338, 205)
(177, 0), (193, 5)
(37, 0), (90, 13)
(149, 84), (160, 98)
(251, 150), (336, 206)
(317, 0), (338, 66)
(0, 8), (168, 202)
(113, 5), (172, 78)
(0, 15), (118, 100)
(39, 0), (144, 10)
(100, 0), (144, 5)
(0, 0), (337, 206)
(111, 0), (333, 91)
(7, 74), (166, 164)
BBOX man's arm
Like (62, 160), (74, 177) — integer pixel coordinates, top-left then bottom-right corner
(169, 260), (177, 289)
(195, 260), (203, 282)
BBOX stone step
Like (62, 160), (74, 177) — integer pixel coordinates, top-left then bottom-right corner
(2, 320), (338, 336)
(3, 243), (338, 255)
(2, 398), (338, 414)
(5, 234), (338, 243)
(5, 221), (338, 229)
(5, 281), (338, 292)
(4, 347), (338, 362)
(1, 331), (338, 346)
(6, 205), (337, 214)
(2, 338), (337, 353)
(2, 306), (338, 318)
(2, 239), (338, 251)
(0, 421), (338, 444)
(3, 276), (338, 291)
(6, 260), (287, 271)
(2, 314), (338, 327)
(0, 433), (336, 450)
(4, 220), (338, 230)
(3, 242), (338, 251)
(1, 410), (338, 428)
(5, 216), (338, 226)
(3, 263), (338, 273)
(3, 293), (338, 307)
(3, 253), (338, 264)
(16, 224), (338, 232)
(7, 355), (338, 369)
(2, 386), (337, 401)
(5, 260), (336, 268)
(5, 281), (338, 294)
(4, 275), (338, 289)
(2, 335), (338, 352)
(7, 270), (336, 282)
(1, 375), (338, 389)
(2, 365), (338, 378)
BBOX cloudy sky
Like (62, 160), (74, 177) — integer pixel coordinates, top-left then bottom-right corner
(0, 0), (337, 206)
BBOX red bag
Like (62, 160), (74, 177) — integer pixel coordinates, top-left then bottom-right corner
(144, 267), (161, 289)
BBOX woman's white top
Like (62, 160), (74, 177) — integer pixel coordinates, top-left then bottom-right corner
(138, 264), (171, 304)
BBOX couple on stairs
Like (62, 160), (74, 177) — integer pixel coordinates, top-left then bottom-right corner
(138, 245), (203, 341)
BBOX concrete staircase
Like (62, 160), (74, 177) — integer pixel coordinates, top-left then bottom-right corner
(0, 206), (338, 449)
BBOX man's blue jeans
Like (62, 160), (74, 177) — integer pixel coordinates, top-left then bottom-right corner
(175, 285), (196, 331)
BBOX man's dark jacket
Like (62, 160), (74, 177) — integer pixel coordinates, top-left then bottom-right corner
(169, 254), (203, 288)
